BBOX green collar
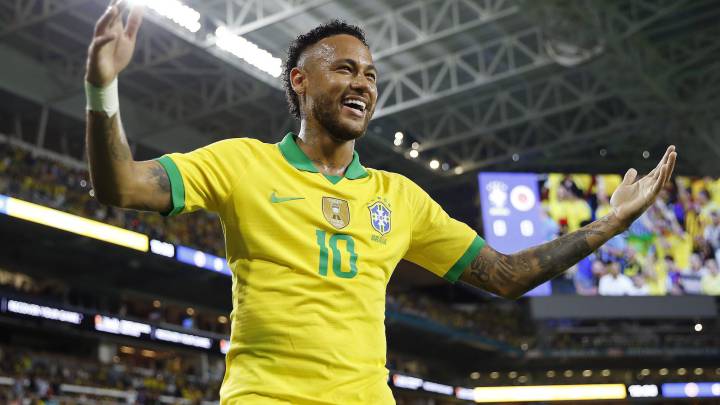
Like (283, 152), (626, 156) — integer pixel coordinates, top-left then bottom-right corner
(278, 132), (369, 180)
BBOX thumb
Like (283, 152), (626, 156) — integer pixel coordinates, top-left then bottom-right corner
(622, 168), (637, 185)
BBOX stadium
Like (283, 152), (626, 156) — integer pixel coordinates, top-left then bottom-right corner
(0, 0), (718, 404)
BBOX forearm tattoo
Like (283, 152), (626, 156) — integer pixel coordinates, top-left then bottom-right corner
(464, 215), (620, 298)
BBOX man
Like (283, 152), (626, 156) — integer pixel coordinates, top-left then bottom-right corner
(84, 1), (676, 403)
(701, 258), (720, 295)
(598, 262), (633, 296)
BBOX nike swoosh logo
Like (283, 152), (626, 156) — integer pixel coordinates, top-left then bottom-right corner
(270, 191), (305, 203)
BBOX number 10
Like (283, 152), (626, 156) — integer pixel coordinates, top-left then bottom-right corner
(315, 229), (358, 278)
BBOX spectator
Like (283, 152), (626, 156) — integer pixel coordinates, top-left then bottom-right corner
(701, 259), (720, 295)
(598, 262), (633, 296)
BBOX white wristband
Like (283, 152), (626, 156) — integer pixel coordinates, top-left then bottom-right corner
(85, 78), (119, 117)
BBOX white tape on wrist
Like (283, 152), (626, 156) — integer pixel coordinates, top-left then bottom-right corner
(85, 78), (119, 117)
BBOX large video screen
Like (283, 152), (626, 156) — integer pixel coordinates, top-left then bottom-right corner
(479, 173), (720, 297)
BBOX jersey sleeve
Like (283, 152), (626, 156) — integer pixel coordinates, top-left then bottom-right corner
(155, 139), (243, 215)
(402, 178), (485, 283)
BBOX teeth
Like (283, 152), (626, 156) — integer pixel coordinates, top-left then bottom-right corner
(344, 99), (366, 111)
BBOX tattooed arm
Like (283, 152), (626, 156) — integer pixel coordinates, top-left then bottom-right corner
(459, 214), (624, 299)
(86, 111), (171, 213)
(460, 146), (677, 299)
(84, 3), (169, 212)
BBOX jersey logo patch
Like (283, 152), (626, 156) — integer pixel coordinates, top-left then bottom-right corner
(322, 197), (350, 229)
(369, 201), (391, 235)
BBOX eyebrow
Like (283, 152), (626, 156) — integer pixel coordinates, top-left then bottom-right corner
(334, 58), (377, 73)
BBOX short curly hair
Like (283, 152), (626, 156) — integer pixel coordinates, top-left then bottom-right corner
(283, 20), (368, 119)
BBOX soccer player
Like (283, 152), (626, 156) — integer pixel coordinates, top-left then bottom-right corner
(84, 1), (677, 403)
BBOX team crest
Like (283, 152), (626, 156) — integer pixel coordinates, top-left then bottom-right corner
(322, 197), (350, 229)
(368, 201), (391, 235)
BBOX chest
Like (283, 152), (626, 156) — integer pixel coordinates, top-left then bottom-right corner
(224, 169), (411, 276)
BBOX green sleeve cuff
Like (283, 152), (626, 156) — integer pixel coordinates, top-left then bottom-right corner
(444, 235), (485, 283)
(155, 155), (185, 216)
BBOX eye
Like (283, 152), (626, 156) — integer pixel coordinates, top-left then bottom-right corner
(366, 73), (377, 82)
(337, 65), (352, 73)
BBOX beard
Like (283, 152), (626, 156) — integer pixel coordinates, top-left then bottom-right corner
(310, 92), (369, 142)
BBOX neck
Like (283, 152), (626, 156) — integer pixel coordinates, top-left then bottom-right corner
(296, 118), (355, 177)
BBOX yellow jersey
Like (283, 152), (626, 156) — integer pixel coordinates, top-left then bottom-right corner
(156, 133), (484, 404)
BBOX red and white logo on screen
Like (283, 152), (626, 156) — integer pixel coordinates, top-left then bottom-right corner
(510, 185), (535, 212)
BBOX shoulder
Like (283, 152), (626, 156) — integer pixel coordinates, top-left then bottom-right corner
(196, 137), (277, 161)
(203, 137), (270, 152)
(365, 168), (418, 190)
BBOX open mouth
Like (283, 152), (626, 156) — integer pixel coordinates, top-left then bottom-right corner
(341, 98), (367, 117)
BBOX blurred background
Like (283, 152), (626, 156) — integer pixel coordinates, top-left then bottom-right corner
(1, 0), (719, 403)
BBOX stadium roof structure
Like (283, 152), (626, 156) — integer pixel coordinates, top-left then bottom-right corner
(1, 0), (719, 193)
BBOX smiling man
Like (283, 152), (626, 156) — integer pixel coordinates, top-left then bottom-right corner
(85, 2), (676, 404)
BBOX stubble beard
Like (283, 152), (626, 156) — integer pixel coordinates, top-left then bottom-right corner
(311, 93), (368, 142)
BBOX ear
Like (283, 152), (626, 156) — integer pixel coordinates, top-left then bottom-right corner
(290, 66), (306, 96)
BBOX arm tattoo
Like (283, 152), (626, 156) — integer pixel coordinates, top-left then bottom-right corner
(149, 164), (170, 193)
(464, 215), (623, 298)
(94, 114), (131, 161)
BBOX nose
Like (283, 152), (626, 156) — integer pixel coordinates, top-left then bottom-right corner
(350, 73), (372, 93)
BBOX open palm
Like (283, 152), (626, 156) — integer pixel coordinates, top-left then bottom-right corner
(86, 0), (145, 87)
(610, 145), (677, 226)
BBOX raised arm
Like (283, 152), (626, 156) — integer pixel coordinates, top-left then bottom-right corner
(85, 0), (171, 213)
(460, 146), (677, 299)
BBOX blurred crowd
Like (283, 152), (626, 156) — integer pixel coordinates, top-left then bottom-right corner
(541, 173), (720, 296)
(386, 293), (530, 347)
(0, 142), (225, 256)
(0, 345), (221, 404)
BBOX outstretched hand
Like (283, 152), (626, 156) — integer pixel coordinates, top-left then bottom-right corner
(610, 145), (677, 227)
(86, 0), (145, 87)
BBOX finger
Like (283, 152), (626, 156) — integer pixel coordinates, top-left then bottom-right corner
(124, 5), (145, 40)
(107, 1), (126, 29)
(116, 0), (129, 16)
(657, 145), (675, 171)
(652, 164), (668, 195)
(622, 168), (638, 185)
(666, 151), (677, 181)
(94, 3), (119, 35)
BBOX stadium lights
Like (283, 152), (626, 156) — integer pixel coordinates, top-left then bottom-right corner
(429, 159), (440, 170)
(128, 0), (201, 33)
(393, 138), (403, 146)
(409, 149), (419, 158)
(215, 26), (282, 77)
(395, 131), (404, 140)
(411, 142), (420, 150)
(454, 166), (464, 175)
(0, 194), (148, 252)
(472, 384), (627, 402)
(695, 322), (703, 332)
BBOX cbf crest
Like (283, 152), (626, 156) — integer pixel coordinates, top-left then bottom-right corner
(322, 197), (350, 229)
(368, 200), (391, 235)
